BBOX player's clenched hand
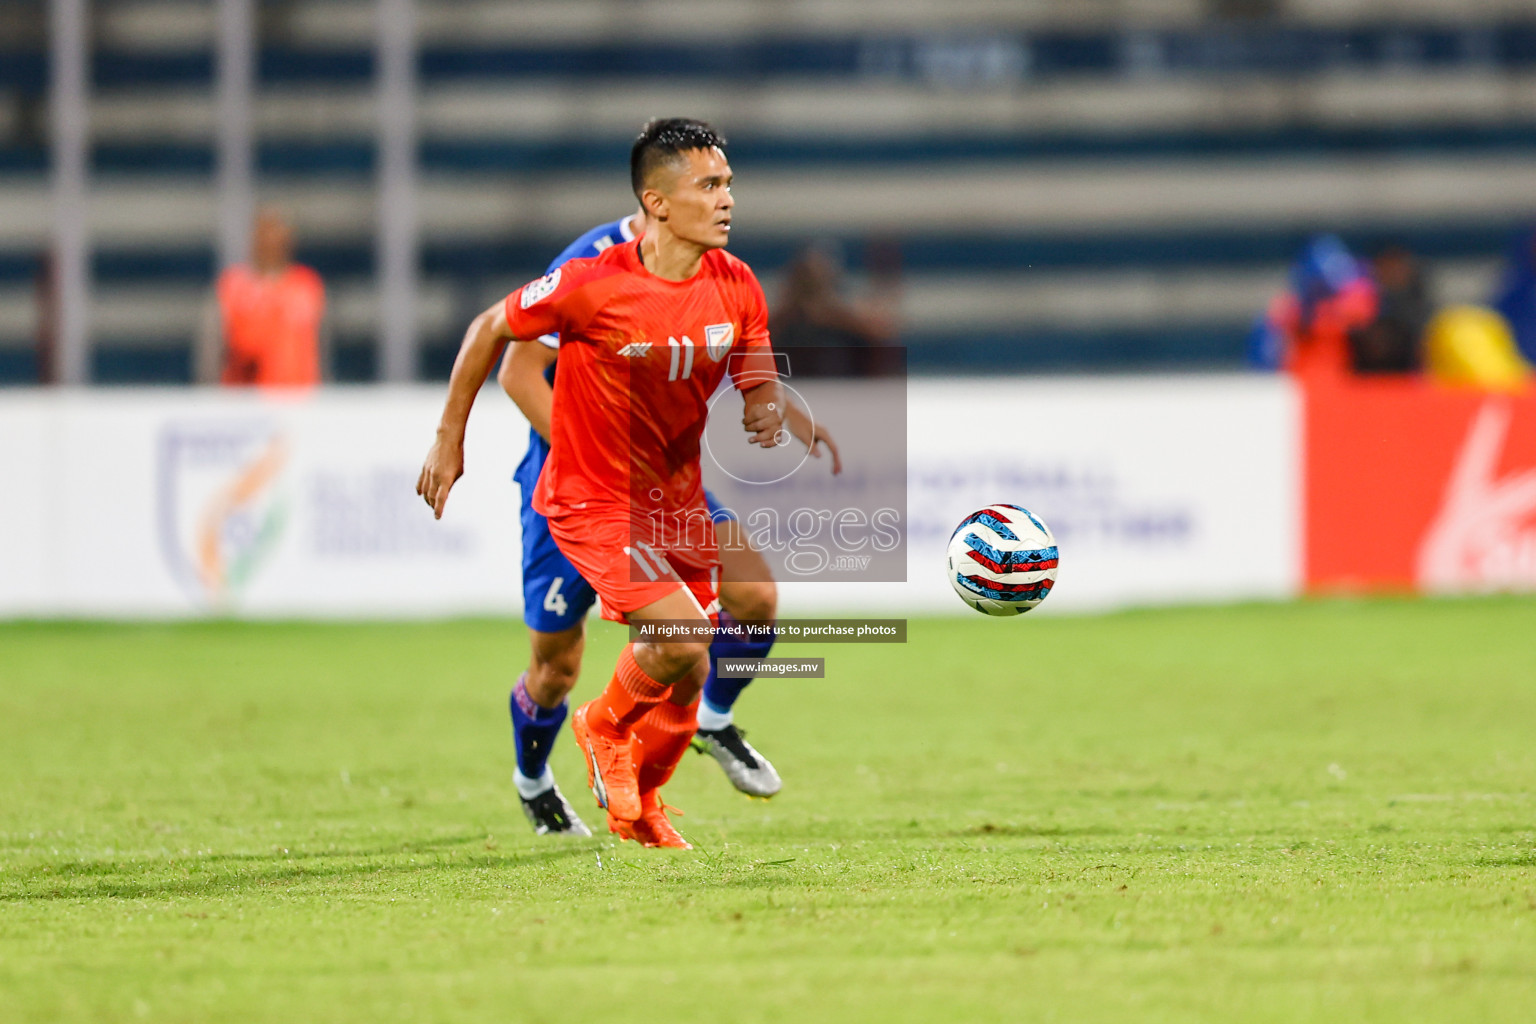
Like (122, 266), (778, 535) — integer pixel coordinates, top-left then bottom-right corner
(741, 383), (784, 448)
(416, 437), (464, 519)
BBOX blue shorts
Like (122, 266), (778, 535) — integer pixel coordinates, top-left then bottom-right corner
(519, 484), (735, 633)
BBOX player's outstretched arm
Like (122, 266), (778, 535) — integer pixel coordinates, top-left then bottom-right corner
(782, 401), (842, 475)
(741, 381), (785, 448)
(496, 339), (559, 444)
(417, 300), (515, 519)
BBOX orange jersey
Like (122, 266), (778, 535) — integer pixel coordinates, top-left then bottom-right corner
(217, 264), (325, 387)
(503, 240), (775, 519)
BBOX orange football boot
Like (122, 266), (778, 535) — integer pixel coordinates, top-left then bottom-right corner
(571, 702), (641, 822)
(608, 792), (690, 849)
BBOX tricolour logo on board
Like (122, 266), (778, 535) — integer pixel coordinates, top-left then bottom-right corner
(705, 323), (734, 360)
(519, 268), (561, 309)
(157, 420), (290, 607)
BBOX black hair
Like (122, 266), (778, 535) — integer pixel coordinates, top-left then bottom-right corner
(630, 117), (728, 199)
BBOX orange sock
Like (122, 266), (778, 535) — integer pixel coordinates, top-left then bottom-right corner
(587, 644), (671, 738)
(633, 696), (700, 793)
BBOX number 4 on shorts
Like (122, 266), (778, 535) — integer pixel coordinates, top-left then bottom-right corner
(543, 577), (568, 617)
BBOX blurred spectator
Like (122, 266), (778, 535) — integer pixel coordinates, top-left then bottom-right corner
(1350, 245), (1429, 374)
(1491, 227), (1536, 366)
(770, 242), (899, 377)
(1248, 235), (1377, 382)
(1424, 306), (1531, 392)
(197, 209), (328, 387)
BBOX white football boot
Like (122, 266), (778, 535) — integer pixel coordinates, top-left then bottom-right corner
(692, 725), (782, 798)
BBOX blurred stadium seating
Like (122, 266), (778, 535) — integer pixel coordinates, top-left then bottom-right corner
(4, 0), (1536, 383)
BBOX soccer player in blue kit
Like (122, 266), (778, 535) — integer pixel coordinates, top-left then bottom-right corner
(498, 207), (842, 836)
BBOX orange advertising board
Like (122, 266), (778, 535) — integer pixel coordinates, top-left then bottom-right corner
(1305, 378), (1536, 592)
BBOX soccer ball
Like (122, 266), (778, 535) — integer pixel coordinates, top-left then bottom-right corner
(946, 504), (1059, 616)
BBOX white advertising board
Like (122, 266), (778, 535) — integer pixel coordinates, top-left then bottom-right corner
(0, 387), (529, 617)
(0, 377), (1300, 619)
(780, 375), (1302, 615)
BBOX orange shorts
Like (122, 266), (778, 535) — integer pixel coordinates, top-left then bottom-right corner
(544, 505), (721, 624)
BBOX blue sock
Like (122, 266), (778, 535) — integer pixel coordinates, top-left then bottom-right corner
(702, 611), (777, 718)
(510, 674), (567, 783)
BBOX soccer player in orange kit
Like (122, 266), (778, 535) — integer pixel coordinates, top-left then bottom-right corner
(198, 208), (327, 387)
(418, 118), (783, 848)
(497, 208), (840, 839)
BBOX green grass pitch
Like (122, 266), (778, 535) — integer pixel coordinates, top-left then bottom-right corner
(3, 597), (1536, 1022)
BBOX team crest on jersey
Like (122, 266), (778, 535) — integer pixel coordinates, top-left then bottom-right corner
(705, 323), (734, 360)
(519, 268), (562, 309)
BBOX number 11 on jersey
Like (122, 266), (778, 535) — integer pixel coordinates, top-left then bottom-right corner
(667, 336), (695, 381)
